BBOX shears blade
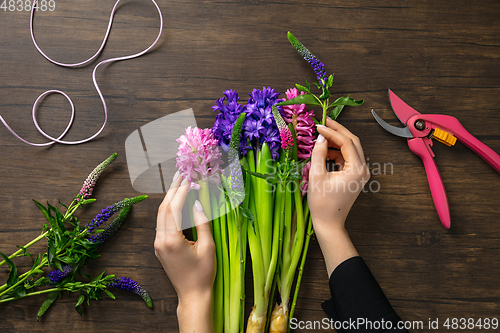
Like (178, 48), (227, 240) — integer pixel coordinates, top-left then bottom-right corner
(371, 109), (414, 138)
(388, 89), (420, 125)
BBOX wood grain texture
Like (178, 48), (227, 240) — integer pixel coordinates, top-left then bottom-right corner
(0, 0), (499, 332)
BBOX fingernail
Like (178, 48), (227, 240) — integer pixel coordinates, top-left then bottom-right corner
(316, 124), (326, 129)
(173, 170), (180, 181)
(327, 116), (333, 121)
(194, 200), (204, 212)
(181, 178), (188, 186)
(317, 134), (325, 143)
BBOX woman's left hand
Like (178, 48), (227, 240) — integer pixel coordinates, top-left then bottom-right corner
(154, 172), (215, 333)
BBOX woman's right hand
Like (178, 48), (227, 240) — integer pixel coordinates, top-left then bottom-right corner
(307, 118), (370, 275)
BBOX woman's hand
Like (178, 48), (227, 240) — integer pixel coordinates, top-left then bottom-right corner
(308, 118), (370, 275)
(154, 172), (215, 333)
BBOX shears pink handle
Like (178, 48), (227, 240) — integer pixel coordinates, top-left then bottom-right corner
(408, 114), (500, 173)
(374, 90), (500, 229)
(406, 114), (500, 228)
(407, 138), (451, 229)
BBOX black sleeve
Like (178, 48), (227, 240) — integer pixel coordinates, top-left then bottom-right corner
(321, 256), (409, 333)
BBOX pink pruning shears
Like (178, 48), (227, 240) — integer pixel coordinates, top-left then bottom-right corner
(372, 90), (500, 229)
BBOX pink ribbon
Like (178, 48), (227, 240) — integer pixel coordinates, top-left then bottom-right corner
(0, 0), (163, 146)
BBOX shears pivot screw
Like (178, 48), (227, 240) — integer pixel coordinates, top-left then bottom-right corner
(415, 120), (426, 130)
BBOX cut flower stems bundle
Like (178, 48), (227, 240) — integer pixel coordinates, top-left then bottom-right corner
(176, 32), (363, 332)
(0, 153), (151, 319)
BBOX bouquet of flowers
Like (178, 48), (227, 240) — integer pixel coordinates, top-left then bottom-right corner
(0, 153), (151, 319)
(175, 32), (363, 333)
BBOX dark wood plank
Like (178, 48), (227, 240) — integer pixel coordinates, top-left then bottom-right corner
(1, 0), (499, 332)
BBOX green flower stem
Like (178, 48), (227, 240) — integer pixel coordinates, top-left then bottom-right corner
(322, 99), (328, 126)
(247, 196), (266, 316)
(0, 287), (65, 304)
(265, 271), (278, 333)
(238, 207), (247, 333)
(229, 205), (243, 333)
(65, 200), (80, 218)
(0, 222), (89, 295)
(264, 181), (287, 332)
(0, 257), (48, 297)
(256, 144), (274, 273)
(283, 180), (306, 311)
(248, 151), (269, 320)
(0, 199), (80, 268)
(312, 93), (329, 126)
(211, 195), (223, 333)
(219, 195), (231, 332)
(288, 204), (312, 333)
(266, 182), (285, 294)
(188, 191), (197, 241)
(198, 179), (212, 222)
(0, 231), (48, 267)
(239, 163), (250, 333)
(281, 182), (293, 281)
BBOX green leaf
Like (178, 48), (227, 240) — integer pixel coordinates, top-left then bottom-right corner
(92, 271), (106, 282)
(328, 96), (364, 108)
(319, 89), (331, 100)
(15, 245), (33, 259)
(295, 83), (309, 93)
(0, 251), (19, 287)
(305, 79), (311, 92)
(240, 206), (255, 223)
(31, 253), (41, 270)
(326, 74), (334, 89)
(75, 293), (85, 317)
(37, 291), (60, 321)
(81, 199), (96, 205)
(75, 306), (83, 317)
(76, 294), (85, 306)
(276, 94), (321, 106)
(48, 202), (67, 234)
(47, 239), (56, 266)
(241, 167), (279, 184)
(58, 200), (68, 209)
(104, 290), (116, 300)
(330, 105), (345, 120)
(33, 200), (55, 226)
(80, 270), (92, 280)
(10, 284), (26, 299)
(53, 258), (64, 271)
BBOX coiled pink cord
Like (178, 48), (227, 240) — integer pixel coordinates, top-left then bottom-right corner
(0, 0), (163, 146)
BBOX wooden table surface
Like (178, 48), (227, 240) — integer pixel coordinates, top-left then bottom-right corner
(1, 0), (499, 332)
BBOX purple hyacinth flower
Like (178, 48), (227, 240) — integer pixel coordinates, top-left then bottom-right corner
(244, 87), (283, 160)
(108, 277), (153, 308)
(212, 89), (247, 153)
(246, 87), (281, 110)
(212, 87), (283, 159)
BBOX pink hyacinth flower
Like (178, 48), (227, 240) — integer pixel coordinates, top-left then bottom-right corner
(281, 88), (316, 195)
(281, 88), (315, 161)
(175, 126), (223, 188)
